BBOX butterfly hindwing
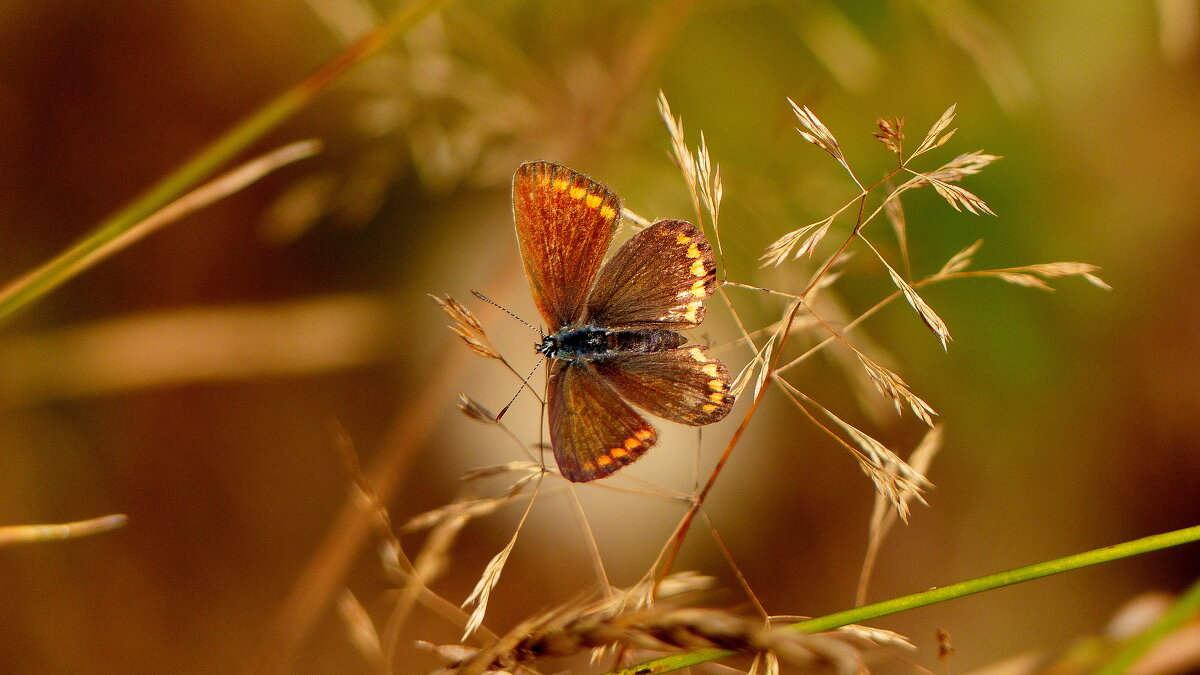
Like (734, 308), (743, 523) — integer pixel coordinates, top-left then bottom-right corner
(593, 345), (734, 426)
(513, 161), (621, 330)
(547, 360), (657, 482)
(586, 219), (718, 330)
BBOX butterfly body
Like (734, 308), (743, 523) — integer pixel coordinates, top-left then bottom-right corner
(537, 327), (686, 362)
(513, 161), (734, 482)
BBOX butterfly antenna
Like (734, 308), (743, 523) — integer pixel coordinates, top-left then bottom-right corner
(471, 290), (543, 336)
(496, 358), (544, 421)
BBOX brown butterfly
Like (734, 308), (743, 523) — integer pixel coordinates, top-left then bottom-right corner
(513, 161), (734, 482)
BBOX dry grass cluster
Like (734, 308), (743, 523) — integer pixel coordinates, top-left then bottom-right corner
(419, 575), (912, 675)
(405, 94), (1115, 673)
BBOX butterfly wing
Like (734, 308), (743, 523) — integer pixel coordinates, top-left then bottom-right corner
(593, 345), (734, 426)
(513, 161), (622, 330)
(585, 219), (718, 330)
(547, 359), (657, 482)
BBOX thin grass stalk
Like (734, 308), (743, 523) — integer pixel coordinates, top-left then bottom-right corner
(611, 523), (1200, 674)
(800, 192), (870, 298)
(652, 169), (890, 589)
(0, 141), (320, 325)
(251, 336), (472, 673)
(700, 511), (769, 620)
(652, 299), (804, 590)
(0, 514), (128, 546)
(565, 484), (615, 595)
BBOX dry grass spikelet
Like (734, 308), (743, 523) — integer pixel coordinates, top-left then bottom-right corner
(336, 590), (385, 667)
(936, 239), (984, 277)
(854, 352), (937, 425)
(927, 149), (1002, 181)
(789, 98), (845, 163)
(930, 241), (1111, 291)
(998, 262), (1112, 290)
(841, 422), (930, 522)
(457, 394), (498, 423)
(657, 91), (700, 210)
(402, 496), (510, 536)
(879, 254), (953, 349)
(421, 597), (907, 674)
(873, 116), (905, 155)
(457, 461), (542, 482)
(926, 175), (997, 215)
(759, 214), (837, 267)
(431, 294), (500, 360)
(910, 104), (958, 160)
(696, 133), (723, 226)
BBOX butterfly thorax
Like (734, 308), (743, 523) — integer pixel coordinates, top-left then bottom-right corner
(537, 326), (686, 362)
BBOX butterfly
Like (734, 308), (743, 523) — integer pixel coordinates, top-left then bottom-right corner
(513, 161), (734, 482)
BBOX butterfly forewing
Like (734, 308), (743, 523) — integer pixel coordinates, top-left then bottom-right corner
(585, 219), (718, 330)
(593, 345), (734, 426)
(547, 360), (657, 482)
(513, 161), (621, 330)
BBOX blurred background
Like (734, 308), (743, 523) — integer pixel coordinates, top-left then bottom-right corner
(0, 1), (1197, 673)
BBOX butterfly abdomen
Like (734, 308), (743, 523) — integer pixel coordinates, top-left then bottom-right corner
(544, 327), (687, 361)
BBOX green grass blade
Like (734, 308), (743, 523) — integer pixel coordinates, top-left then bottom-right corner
(610, 523), (1200, 674)
(1095, 575), (1200, 675)
(0, 0), (447, 323)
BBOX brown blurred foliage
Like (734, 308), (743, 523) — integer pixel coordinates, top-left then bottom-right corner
(0, 1), (1198, 673)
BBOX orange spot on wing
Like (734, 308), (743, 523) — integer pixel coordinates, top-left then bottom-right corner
(689, 348), (708, 362)
(600, 205), (617, 221)
(585, 194), (602, 208)
(708, 379), (725, 391)
(552, 178), (569, 191)
(635, 428), (654, 441)
(689, 259), (707, 277)
(596, 454), (614, 467)
(611, 446), (630, 458)
(686, 243), (701, 259)
(709, 392), (726, 403)
(702, 403), (718, 413)
(702, 363), (720, 377)
(569, 186), (586, 199)
(675, 233), (693, 244)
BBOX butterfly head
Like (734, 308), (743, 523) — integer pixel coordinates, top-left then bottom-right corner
(535, 333), (559, 358)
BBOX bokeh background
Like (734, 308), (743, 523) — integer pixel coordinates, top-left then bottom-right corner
(0, 1), (1197, 673)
